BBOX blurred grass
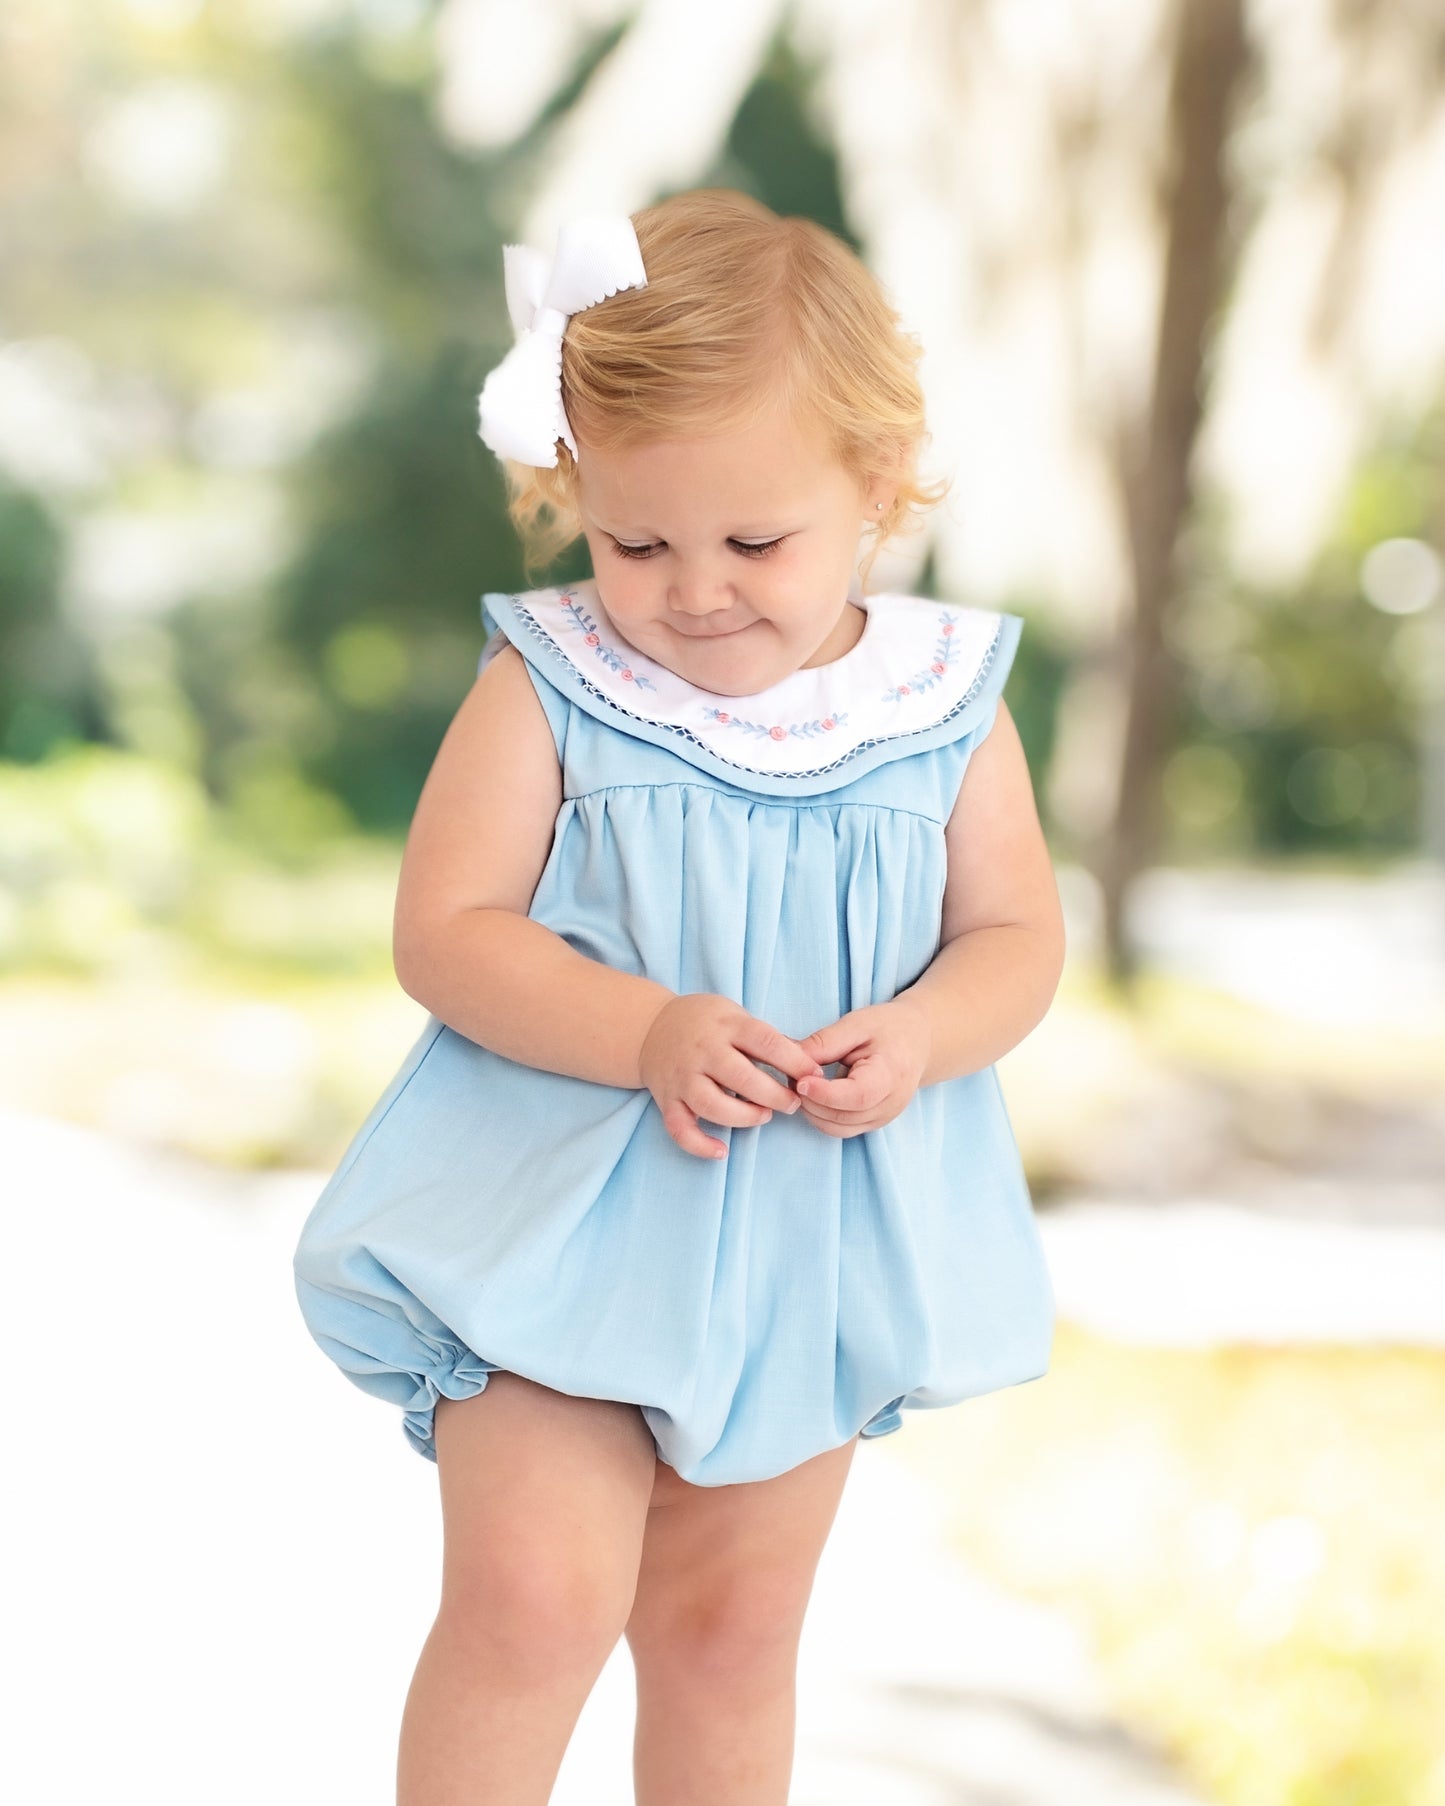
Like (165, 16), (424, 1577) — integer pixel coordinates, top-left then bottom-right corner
(898, 1326), (1445, 1806)
(0, 743), (416, 1166)
(1073, 959), (1445, 1099)
(5, 747), (1444, 1802)
(2, 743), (1442, 1172)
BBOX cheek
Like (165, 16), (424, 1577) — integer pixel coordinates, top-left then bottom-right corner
(590, 552), (651, 614)
(765, 545), (833, 605)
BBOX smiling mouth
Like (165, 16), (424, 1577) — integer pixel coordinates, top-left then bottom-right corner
(676, 622), (750, 639)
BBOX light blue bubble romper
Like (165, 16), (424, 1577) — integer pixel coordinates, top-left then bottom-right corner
(293, 577), (1056, 1486)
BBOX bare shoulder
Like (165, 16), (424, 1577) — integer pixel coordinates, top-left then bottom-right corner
(462, 639), (551, 730)
(393, 640), (563, 963)
(426, 641), (560, 810)
(939, 698), (1065, 946)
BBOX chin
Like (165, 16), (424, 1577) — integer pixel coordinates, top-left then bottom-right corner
(688, 661), (777, 699)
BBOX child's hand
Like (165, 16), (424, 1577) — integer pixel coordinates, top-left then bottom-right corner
(792, 1001), (931, 1138)
(638, 993), (828, 1161)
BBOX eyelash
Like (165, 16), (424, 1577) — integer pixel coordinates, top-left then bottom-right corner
(611, 538), (785, 562)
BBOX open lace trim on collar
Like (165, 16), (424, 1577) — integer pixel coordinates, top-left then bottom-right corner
(495, 581), (1008, 782)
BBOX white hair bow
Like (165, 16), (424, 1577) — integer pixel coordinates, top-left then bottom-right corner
(476, 215), (648, 468)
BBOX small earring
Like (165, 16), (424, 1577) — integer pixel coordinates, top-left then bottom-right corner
(875, 501), (884, 511)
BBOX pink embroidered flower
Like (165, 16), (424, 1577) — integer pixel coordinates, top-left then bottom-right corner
(769, 724), (787, 741)
(898, 684), (910, 695)
(931, 661), (945, 674)
(585, 632), (600, 646)
(942, 622), (954, 636)
(716, 711), (730, 723)
(621, 668), (634, 681)
(821, 716), (835, 731)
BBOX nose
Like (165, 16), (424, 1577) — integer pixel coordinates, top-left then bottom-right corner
(668, 566), (736, 619)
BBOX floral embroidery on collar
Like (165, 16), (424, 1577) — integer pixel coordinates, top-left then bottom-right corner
(885, 615), (961, 700)
(699, 610), (960, 744)
(557, 589), (660, 693)
(701, 703), (850, 746)
(486, 579), (1010, 779)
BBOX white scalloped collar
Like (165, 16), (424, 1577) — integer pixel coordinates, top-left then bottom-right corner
(500, 579), (1008, 778)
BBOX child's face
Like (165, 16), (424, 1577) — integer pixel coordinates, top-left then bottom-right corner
(573, 395), (890, 696)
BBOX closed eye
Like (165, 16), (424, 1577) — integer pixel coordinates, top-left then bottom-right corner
(610, 537), (787, 561)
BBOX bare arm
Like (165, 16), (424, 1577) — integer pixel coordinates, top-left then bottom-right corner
(398, 910), (677, 1090)
(392, 644), (676, 1089)
(892, 698), (1066, 1087)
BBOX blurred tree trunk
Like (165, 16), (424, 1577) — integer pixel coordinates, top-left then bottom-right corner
(1096, 0), (1254, 989)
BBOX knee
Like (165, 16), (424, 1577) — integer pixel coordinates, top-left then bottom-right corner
(629, 1571), (810, 1689)
(438, 1541), (634, 1678)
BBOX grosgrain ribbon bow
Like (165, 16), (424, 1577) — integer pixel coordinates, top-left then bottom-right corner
(476, 216), (648, 468)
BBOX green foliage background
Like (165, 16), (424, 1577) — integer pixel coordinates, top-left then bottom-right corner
(0, 6), (1433, 858)
(1, 14), (1441, 1805)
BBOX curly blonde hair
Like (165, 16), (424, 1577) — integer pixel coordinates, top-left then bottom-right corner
(492, 189), (949, 591)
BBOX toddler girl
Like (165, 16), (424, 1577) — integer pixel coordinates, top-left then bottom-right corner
(294, 187), (1063, 1806)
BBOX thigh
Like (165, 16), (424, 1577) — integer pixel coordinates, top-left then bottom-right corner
(626, 1436), (861, 1659)
(432, 1372), (658, 1624)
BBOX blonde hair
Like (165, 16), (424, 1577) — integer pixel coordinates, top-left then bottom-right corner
(494, 189), (949, 590)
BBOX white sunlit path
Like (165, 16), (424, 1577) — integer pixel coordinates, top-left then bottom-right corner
(1120, 862), (1445, 1033)
(1041, 1196), (1445, 1349)
(9, 1102), (1443, 1803)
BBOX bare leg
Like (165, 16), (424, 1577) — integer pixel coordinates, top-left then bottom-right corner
(625, 1436), (860, 1806)
(396, 1373), (657, 1806)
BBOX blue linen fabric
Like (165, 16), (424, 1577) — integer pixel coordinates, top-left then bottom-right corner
(293, 584), (1056, 1485)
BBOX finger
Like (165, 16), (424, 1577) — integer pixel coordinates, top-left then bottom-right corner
(718, 1052), (805, 1115)
(795, 1102), (847, 1137)
(798, 1028), (839, 1067)
(795, 1067), (838, 1099)
(798, 1093), (888, 1135)
(694, 1076), (777, 1130)
(734, 1019), (826, 1083)
(798, 1092), (893, 1136)
(795, 1087), (861, 1123)
(800, 1023), (862, 1068)
(797, 1070), (870, 1109)
(660, 1098), (729, 1161)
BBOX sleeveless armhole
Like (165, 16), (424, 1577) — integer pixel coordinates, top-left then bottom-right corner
(481, 592), (569, 762)
(959, 692), (1002, 755)
(482, 584), (1023, 798)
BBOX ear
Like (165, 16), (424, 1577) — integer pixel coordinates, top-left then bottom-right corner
(862, 439), (910, 516)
